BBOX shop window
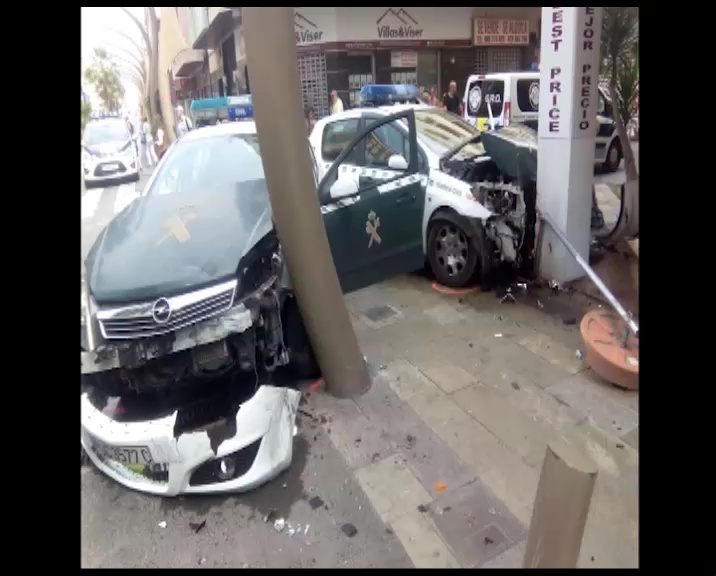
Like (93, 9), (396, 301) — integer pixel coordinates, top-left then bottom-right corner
(321, 118), (361, 163)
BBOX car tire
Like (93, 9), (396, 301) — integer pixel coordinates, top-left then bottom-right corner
(283, 296), (321, 380)
(427, 215), (480, 289)
(603, 138), (622, 172)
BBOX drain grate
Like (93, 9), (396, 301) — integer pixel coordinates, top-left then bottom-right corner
(362, 304), (400, 323)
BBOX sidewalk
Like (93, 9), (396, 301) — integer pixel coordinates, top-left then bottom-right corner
(305, 273), (638, 568)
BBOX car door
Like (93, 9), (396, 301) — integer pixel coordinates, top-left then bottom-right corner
(317, 109), (425, 294)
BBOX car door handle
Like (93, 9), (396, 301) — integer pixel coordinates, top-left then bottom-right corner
(396, 193), (415, 205)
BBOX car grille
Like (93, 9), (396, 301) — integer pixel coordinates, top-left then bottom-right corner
(93, 161), (128, 177)
(97, 279), (238, 340)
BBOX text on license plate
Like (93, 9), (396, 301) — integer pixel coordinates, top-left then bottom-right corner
(103, 163), (119, 171)
(93, 440), (153, 466)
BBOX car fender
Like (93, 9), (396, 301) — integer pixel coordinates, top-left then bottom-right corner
(422, 169), (492, 255)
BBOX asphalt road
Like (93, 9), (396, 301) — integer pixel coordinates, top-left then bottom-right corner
(80, 174), (411, 569)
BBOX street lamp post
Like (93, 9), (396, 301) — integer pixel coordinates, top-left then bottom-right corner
(242, 7), (371, 398)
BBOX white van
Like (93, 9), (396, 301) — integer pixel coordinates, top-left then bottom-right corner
(462, 72), (623, 172)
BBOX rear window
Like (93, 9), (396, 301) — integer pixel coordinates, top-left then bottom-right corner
(516, 79), (540, 113)
(465, 79), (504, 118)
(321, 119), (360, 162)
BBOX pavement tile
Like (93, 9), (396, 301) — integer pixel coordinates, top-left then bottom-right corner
(428, 478), (527, 568)
(431, 418), (540, 526)
(354, 375), (476, 496)
(576, 369), (640, 413)
(621, 425), (638, 450)
(517, 332), (586, 374)
(451, 383), (558, 467)
(381, 359), (442, 402)
(411, 361), (477, 394)
(423, 302), (469, 326)
(480, 539), (527, 568)
(405, 385), (471, 429)
(355, 456), (460, 568)
(546, 374), (639, 437)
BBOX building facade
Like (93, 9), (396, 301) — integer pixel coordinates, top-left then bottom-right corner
(171, 7), (540, 118)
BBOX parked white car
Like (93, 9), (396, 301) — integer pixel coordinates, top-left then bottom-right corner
(82, 118), (140, 186)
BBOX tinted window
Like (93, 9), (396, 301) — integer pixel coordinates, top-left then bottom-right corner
(148, 134), (265, 197)
(84, 121), (129, 146)
(365, 121), (409, 170)
(465, 80), (504, 117)
(516, 79), (540, 113)
(321, 119), (360, 162)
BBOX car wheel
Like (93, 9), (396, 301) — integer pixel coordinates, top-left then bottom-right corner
(283, 297), (321, 380)
(603, 138), (622, 172)
(427, 217), (479, 288)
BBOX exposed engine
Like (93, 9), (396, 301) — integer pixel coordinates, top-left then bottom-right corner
(81, 237), (317, 399)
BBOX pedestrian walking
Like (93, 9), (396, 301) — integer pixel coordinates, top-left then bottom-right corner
(140, 116), (158, 169)
(174, 105), (193, 139)
(442, 81), (463, 116)
(305, 107), (317, 135)
(329, 90), (344, 115)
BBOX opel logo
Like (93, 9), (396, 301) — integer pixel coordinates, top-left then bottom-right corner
(152, 298), (172, 324)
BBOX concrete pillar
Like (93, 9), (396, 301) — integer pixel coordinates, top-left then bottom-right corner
(536, 7), (602, 283)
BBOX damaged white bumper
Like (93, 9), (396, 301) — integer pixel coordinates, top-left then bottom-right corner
(81, 385), (301, 496)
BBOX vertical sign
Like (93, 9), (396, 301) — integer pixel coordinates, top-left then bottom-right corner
(538, 7), (602, 140)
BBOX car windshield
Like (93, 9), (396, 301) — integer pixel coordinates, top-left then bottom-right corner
(147, 134), (265, 198)
(84, 121), (129, 146)
(414, 109), (485, 160)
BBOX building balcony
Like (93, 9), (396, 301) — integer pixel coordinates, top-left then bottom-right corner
(192, 7), (240, 51)
(172, 49), (205, 78)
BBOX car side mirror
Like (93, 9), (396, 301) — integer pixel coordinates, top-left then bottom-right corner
(388, 154), (408, 171)
(329, 177), (359, 201)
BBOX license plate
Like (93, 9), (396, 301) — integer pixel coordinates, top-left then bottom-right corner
(92, 440), (153, 466)
(102, 163), (119, 171)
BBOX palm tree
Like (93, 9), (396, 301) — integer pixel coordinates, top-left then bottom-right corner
(601, 7), (639, 182)
(84, 48), (125, 112)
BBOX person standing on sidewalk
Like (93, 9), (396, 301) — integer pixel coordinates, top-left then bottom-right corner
(442, 81), (463, 116)
(154, 116), (168, 162)
(174, 105), (193, 139)
(140, 116), (158, 169)
(329, 90), (344, 115)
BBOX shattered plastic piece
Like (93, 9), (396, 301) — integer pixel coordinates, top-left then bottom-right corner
(264, 509), (278, 523)
(417, 503), (430, 513)
(282, 483), (288, 489)
(190, 519), (207, 534)
(341, 523), (358, 538)
(273, 518), (286, 532)
(433, 481), (448, 492)
(536, 299), (544, 309)
(293, 425), (298, 437)
(548, 279), (562, 291)
(158, 521), (167, 529)
(576, 350), (584, 359)
(304, 524), (310, 535)
(489, 507), (497, 515)
(199, 557), (207, 565)
(288, 527), (296, 536)
(494, 333), (503, 338)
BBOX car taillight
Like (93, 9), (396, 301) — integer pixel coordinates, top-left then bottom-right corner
(503, 101), (511, 126)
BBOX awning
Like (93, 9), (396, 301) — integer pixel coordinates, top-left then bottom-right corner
(172, 49), (204, 78)
(192, 8), (238, 51)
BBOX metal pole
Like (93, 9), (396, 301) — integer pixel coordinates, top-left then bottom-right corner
(242, 7), (371, 398)
(541, 213), (639, 337)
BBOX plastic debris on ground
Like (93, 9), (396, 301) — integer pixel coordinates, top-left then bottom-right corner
(576, 350), (584, 359)
(273, 518), (286, 532)
(189, 519), (206, 534)
(494, 333), (503, 338)
(341, 523), (358, 538)
(433, 481), (448, 492)
(158, 521), (167, 529)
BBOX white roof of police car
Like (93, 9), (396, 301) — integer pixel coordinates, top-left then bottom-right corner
(180, 120), (258, 143)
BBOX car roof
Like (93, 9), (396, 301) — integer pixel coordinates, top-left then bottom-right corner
(181, 121), (258, 142)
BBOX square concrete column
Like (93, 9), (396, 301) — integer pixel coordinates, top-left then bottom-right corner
(537, 7), (602, 283)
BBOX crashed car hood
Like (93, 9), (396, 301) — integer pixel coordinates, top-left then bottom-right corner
(86, 180), (273, 305)
(480, 125), (539, 183)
